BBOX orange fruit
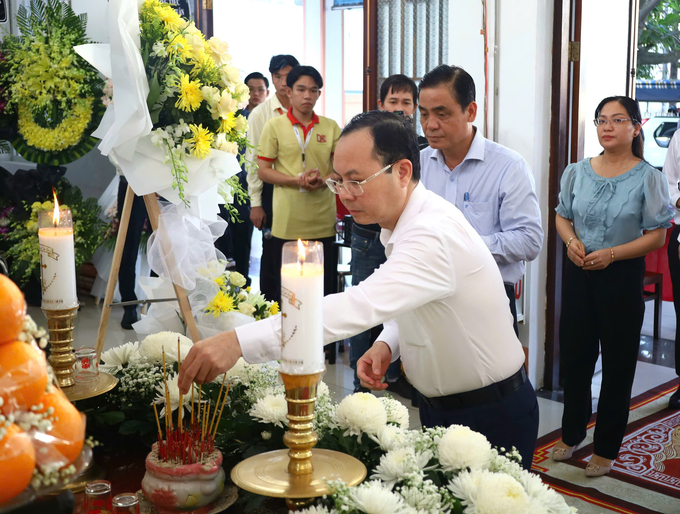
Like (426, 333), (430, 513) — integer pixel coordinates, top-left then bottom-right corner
(0, 275), (26, 345)
(34, 388), (84, 467)
(0, 341), (48, 414)
(0, 423), (36, 504)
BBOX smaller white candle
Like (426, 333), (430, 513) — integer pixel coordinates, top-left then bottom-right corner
(38, 198), (78, 311)
(280, 240), (325, 374)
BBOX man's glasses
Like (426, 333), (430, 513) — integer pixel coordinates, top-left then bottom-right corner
(326, 161), (398, 196)
(249, 87), (267, 94)
(593, 118), (637, 127)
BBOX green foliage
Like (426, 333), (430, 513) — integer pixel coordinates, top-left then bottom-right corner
(0, 0), (104, 164)
(5, 180), (105, 284)
(638, 0), (680, 78)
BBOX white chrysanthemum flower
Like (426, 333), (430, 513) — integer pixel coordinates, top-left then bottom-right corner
(100, 342), (141, 372)
(449, 470), (529, 514)
(380, 396), (410, 428)
(372, 448), (433, 488)
(438, 425), (493, 471)
(334, 392), (387, 442)
(154, 373), (196, 416)
(350, 480), (412, 514)
(249, 394), (288, 428)
(139, 332), (193, 364)
(519, 471), (573, 514)
(372, 425), (410, 452)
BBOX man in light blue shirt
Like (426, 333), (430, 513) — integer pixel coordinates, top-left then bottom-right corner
(418, 65), (543, 333)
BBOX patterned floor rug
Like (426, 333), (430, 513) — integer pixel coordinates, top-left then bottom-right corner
(533, 379), (680, 514)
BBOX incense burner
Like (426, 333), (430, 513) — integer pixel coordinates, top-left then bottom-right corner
(142, 444), (225, 514)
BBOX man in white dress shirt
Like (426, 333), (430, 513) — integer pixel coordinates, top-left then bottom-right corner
(179, 111), (539, 469)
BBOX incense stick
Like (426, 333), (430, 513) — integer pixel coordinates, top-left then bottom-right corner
(212, 383), (230, 440)
(153, 402), (162, 439)
(177, 338), (183, 433)
(208, 374), (227, 437)
(162, 347), (170, 432)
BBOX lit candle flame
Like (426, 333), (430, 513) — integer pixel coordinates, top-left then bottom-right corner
(52, 190), (60, 226)
(297, 239), (306, 260)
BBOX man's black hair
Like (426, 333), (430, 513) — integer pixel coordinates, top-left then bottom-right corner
(244, 72), (269, 89)
(379, 74), (418, 104)
(340, 111), (420, 182)
(268, 55), (300, 74)
(418, 65), (476, 111)
(286, 65), (323, 89)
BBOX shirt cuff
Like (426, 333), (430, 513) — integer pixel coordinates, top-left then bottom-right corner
(234, 315), (281, 363)
(378, 320), (400, 362)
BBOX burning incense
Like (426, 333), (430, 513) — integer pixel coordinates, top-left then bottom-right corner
(209, 374), (227, 437)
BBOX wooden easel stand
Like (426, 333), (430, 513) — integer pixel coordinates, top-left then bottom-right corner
(95, 184), (201, 360)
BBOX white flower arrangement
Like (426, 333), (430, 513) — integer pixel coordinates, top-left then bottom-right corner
(297, 422), (575, 514)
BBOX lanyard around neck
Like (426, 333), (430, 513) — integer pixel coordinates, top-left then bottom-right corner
(293, 124), (314, 170)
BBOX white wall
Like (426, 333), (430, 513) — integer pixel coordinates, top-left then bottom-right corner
(448, 0), (554, 388)
(579, 0), (630, 159)
(448, 0), (486, 136)
(497, 0), (554, 388)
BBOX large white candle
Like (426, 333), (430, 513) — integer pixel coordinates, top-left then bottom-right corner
(38, 199), (78, 311)
(280, 240), (325, 374)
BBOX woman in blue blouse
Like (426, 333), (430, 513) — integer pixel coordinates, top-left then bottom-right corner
(553, 96), (673, 477)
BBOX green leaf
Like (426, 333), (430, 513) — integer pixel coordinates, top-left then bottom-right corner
(94, 411), (125, 425)
(119, 419), (152, 435)
(147, 73), (161, 110)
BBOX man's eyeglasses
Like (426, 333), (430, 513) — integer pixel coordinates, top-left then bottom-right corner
(249, 87), (267, 94)
(326, 161), (398, 196)
(593, 118), (637, 127)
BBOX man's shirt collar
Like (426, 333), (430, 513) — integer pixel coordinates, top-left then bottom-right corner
(430, 126), (485, 169)
(380, 182), (429, 253)
(286, 109), (320, 127)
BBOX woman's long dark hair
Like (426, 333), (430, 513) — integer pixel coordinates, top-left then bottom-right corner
(594, 96), (644, 160)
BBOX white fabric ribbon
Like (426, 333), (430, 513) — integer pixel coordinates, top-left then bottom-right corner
(146, 204), (228, 291)
(74, 0), (152, 161)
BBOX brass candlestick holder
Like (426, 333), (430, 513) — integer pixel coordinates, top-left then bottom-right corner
(231, 370), (366, 510)
(43, 305), (79, 388)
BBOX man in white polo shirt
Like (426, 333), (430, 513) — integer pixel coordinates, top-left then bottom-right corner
(246, 54), (299, 301)
(178, 111), (539, 470)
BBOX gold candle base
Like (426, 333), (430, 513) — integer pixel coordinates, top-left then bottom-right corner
(231, 370), (366, 510)
(43, 306), (78, 388)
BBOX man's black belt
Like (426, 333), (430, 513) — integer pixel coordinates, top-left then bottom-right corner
(417, 367), (527, 410)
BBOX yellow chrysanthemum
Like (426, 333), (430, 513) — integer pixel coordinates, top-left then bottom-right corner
(175, 74), (203, 112)
(156, 5), (184, 31)
(269, 302), (280, 316)
(187, 124), (214, 159)
(219, 112), (237, 134)
(214, 276), (226, 287)
(166, 32), (193, 62)
(206, 291), (234, 317)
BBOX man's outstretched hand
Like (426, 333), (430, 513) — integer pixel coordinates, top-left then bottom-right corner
(357, 341), (392, 390)
(178, 331), (242, 394)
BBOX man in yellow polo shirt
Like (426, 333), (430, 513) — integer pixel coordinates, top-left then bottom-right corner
(257, 65), (342, 302)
